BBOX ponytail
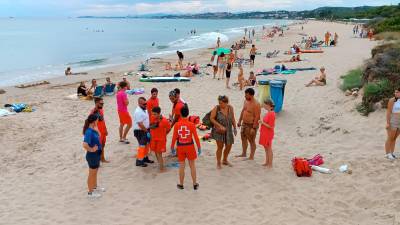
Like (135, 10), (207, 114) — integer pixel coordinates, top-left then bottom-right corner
(83, 114), (99, 135)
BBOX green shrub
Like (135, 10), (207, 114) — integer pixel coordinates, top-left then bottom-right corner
(374, 32), (400, 41)
(356, 102), (374, 116)
(341, 69), (363, 91)
(363, 79), (393, 103)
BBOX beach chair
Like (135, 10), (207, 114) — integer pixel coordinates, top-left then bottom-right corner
(93, 86), (104, 97)
(104, 83), (116, 96)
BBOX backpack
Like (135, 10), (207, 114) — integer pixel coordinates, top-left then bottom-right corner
(202, 111), (213, 128)
(188, 115), (200, 124)
(292, 157), (312, 177)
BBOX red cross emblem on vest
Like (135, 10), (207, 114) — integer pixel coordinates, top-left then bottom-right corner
(178, 126), (190, 139)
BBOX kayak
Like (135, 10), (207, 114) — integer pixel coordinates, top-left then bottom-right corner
(299, 49), (324, 53)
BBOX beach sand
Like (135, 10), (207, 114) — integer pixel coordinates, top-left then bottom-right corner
(1, 21), (398, 225)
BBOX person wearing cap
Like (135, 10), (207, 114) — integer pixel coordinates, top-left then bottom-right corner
(169, 90), (186, 127)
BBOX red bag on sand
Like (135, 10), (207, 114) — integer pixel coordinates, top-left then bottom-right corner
(189, 115), (200, 124)
(306, 154), (324, 166)
(292, 157), (312, 177)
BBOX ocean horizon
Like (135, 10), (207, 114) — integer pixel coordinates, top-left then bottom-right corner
(0, 18), (288, 87)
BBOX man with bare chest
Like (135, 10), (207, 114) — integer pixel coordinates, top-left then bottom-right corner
(236, 88), (261, 160)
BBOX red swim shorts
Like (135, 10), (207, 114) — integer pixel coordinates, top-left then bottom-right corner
(177, 145), (197, 162)
(150, 140), (166, 153)
(118, 111), (132, 126)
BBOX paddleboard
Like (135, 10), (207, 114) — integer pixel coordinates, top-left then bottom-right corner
(139, 77), (191, 83)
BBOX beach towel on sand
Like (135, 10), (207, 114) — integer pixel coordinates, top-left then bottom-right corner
(0, 109), (16, 117)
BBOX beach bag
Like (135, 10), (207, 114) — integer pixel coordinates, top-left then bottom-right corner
(202, 111), (213, 128)
(292, 157), (312, 177)
(189, 115), (200, 125)
(306, 154), (324, 166)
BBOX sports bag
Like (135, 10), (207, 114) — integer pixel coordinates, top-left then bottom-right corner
(292, 157), (312, 177)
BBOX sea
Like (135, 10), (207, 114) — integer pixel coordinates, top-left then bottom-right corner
(0, 18), (288, 87)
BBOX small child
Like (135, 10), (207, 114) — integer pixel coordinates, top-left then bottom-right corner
(170, 106), (201, 190)
(259, 99), (276, 168)
(246, 71), (256, 86)
(150, 106), (171, 172)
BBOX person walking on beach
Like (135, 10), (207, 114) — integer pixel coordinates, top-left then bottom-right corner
(245, 28), (248, 36)
(170, 106), (201, 190)
(236, 88), (261, 160)
(217, 37), (221, 48)
(146, 88), (159, 119)
(150, 106), (171, 172)
(225, 63), (232, 89)
(252, 29), (255, 38)
(250, 44), (257, 66)
(177, 51), (184, 69)
(169, 90), (186, 127)
(211, 51), (219, 79)
(259, 99), (276, 168)
(210, 95), (237, 169)
(83, 114), (104, 198)
(324, 31), (331, 46)
(90, 97), (109, 163)
(334, 32), (339, 46)
(133, 97), (154, 167)
(217, 52), (226, 80)
(385, 88), (400, 160)
(116, 81), (132, 144)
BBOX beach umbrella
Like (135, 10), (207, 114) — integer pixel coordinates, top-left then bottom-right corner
(213, 48), (231, 56)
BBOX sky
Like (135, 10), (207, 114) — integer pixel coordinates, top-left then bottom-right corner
(0, 0), (399, 17)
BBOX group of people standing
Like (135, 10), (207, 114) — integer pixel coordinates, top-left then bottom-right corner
(82, 81), (277, 198)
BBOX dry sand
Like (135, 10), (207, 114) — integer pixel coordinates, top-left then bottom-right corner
(1, 21), (398, 225)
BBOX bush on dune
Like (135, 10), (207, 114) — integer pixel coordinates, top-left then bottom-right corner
(340, 68), (363, 91)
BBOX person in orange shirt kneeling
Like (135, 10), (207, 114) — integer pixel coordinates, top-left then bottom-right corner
(170, 106), (201, 190)
(150, 106), (171, 172)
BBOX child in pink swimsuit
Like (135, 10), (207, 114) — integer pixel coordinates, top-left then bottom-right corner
(259, 99), (276, 168)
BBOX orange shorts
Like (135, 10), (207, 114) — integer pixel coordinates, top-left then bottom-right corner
(177, 145), (197, 162)
(118, 111), (132, 126)
(150, 140), (166, 153)
(100, 134), (107, 146)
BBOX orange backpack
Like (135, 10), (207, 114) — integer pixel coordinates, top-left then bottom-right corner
(292, 157), (312, 177)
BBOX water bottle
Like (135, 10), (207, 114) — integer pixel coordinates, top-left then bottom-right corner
(311, 165), (332, 174)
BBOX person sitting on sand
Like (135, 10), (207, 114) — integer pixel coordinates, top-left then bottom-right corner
(77, 81), (88, 96)
(103, 77), (114, 88)
(65, 67), (72, 76)
(184, 63), (193, 77)
(245, 71), (257, 86)
(174, 64), (179, 71)
(88, 79), (97, 96)
(305, 67), (327, 87)
(191, 63), (200, 75)
(165, 62), (172, 70)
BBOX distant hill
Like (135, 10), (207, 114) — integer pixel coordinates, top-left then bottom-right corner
(78, 4), (400, 21)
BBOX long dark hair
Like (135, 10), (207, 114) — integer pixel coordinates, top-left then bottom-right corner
(83, 114), (99, 135)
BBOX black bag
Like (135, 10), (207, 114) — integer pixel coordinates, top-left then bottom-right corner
(202, 111), (213, 128)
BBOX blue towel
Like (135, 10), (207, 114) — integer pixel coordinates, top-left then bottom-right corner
(104, 84), (115, 96)
(93, 86), (104, 97)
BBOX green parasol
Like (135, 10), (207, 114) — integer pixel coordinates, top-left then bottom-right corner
(213, 48), (231, 56)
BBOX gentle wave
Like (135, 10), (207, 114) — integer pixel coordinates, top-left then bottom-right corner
(67, 58), (108, 66)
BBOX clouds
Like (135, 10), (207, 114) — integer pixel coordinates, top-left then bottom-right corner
(0, 0), (399, 16)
